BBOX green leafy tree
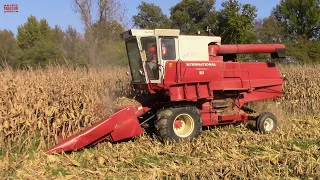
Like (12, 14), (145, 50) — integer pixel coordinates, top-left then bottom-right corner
(52, 25), (65, 52)
(272, 0), (320, 40)
(17, 16), (40, 49)
(16, 15), (64, 68)
(213, 0), (257, 44)
(253, 16), (285, 43)
(88, 20), (124, 45)
(47, 25), (65, 65)
(0, 29), (20, 66)
(133, 1), (170, 29)
(63, 26), (82, 64)
(170, 0), (216, 34)
(85, 20), (127, 65)
(39, 19), (51, 38)
(286, 39), (320, 63)
(62, 26), (89, 68)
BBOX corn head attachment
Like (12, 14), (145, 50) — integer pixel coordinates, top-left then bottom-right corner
(46, 105), (150, 154)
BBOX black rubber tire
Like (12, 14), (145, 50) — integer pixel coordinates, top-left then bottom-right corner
(256, 112), (278, 133)
(154, 106), (203, 143)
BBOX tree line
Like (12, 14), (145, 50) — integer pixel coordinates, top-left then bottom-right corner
(0, 0), (319, 69)
(0, 0), (127, 69)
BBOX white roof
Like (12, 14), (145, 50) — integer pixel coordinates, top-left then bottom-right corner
(121, 29), (221, 42)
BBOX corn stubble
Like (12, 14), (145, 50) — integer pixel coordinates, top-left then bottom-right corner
(0, 64), (319, 179)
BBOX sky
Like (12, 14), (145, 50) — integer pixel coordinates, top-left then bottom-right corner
(0, 0), (281, 36)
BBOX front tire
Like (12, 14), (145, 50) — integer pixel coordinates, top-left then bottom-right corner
(256, 112), (278, 133)
(155, 106), (203, 143)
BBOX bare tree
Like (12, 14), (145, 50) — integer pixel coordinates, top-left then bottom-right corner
(72, 0), (127, 67)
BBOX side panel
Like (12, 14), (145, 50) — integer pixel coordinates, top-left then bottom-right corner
(163, 60), (224, 85)
(223, 62), (251, 90)
(163, 61), (178, 84)
(169, 83), (212, 101)
(224, 62), (284, 89)
(180, 61), (224, 83)
(200, 102), (250, 126)
(163, 61), (284, 89)
(162, 60), (284, 102)
(239, 85), (284, 107)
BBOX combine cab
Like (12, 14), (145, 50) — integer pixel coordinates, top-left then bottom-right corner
(46, 29), (286, 154)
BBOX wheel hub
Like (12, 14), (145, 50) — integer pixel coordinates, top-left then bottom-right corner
(174, 119), (183, 129)
(264, 118), (274, 131)
(173, 114), (195, 138)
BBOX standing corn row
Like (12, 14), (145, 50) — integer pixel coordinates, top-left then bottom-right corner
(278, 64), (320, 116)
(0, 66), (133, 153)
(0, 64), (319, 154)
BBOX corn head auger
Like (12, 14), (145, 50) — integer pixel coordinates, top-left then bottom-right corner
(46, 29), (286, 154)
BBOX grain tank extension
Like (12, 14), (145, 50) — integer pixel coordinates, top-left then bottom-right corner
(46, 29), (286, 154)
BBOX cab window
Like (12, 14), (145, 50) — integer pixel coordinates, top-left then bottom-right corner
(141, 37), (157, 60)
(161, 38), (176, 60)
(140, 37), (159, 80)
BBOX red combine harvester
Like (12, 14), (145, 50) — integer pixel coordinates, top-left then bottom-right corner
(46, 29), (286, 154)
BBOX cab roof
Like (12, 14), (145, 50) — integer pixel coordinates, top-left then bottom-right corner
(120, 28), (221, 43)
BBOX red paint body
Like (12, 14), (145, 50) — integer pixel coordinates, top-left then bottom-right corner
(161, 61), (283, 101)
(46, 105), (150, 154)
(46, 43), (285, 154)
(209, 44), (285, 56)
(156, 59), (284, 126)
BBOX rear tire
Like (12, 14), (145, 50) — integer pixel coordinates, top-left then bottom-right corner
(256, 112), (278, 133)
(155, 106), (203, 143)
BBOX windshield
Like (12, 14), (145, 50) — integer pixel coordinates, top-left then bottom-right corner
(125, 38), (145, 83)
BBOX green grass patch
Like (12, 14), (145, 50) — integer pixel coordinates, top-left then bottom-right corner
(115, 163), (135, 169)
(225, 127), (239, 134)
(203, 129), (220, 137)
(271, 144), (282, 151)
(135, 154), (161, 166)
(246, 145), (266, 155)
(315, 138), (320, 146)
(51, 168), (70, 176)
(291, 139), (316, 150)
(0, 167), (17, 178)
(0, 133), (42, 158)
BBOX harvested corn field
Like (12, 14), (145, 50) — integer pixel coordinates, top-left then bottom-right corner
(0, 64), (319, 179)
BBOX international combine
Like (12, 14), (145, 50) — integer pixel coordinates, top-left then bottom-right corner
(46, 29), (286, 154)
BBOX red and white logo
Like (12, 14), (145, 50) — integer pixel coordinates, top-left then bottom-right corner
(4, 4), (18, 13)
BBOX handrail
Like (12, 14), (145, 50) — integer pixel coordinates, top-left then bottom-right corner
(176, 60), (188, 83)
(145, 60), (165, 87)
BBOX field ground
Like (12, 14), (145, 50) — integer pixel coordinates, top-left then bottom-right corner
(0, 64), (319, 179)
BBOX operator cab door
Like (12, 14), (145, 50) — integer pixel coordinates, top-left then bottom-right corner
(139, 36), (179, 84)
(159, 36), (179, 67)
(158, 36), (179, 83)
